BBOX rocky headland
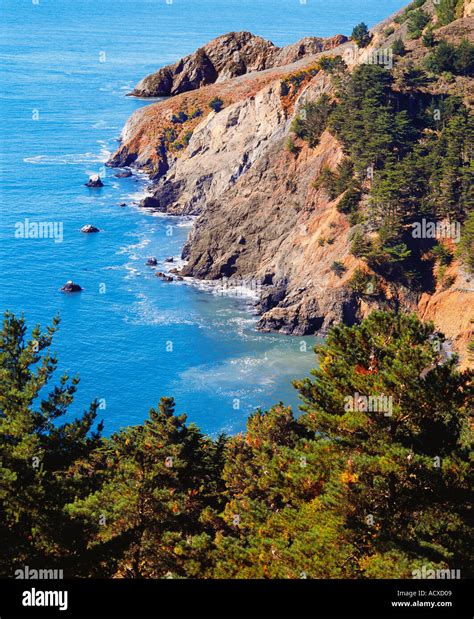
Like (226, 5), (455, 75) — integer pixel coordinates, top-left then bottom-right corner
(108, 0), (474, 366)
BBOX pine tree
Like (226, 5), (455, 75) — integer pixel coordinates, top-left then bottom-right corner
(0, 312), (103, 576)
(351, 23), (373, 48)
(67, 397), (224, 577)
(294, 311), (473, 577)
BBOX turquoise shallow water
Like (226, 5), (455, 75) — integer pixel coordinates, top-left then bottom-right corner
(0, 0), (406, 435)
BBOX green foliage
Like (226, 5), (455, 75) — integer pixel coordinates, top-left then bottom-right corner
(458, 210), (474, 273)
(209, 97), (224, 113)
(314, 158), (355, 200)
(392, 38), (406, 57)
(171, 111), (188, 124)
(67, 398), (225, 577)
(291, 94), (334, 148)
(397, 63), (432, 91)
(295, 311), (472, 578)
(348, 268), (379, 295)
(281, 66), (319, 93)
(350, 228), (373, 258)
(422, 27), (436, 48)
(394, 0), (427, 26)
(435, 0), (464, 26)
(425, 39), (474, 76)
(407, 9), (431, 40)
(1, 311), (472, 578)
(432, 242), (453, 266)
(337, 186), (362, 216)
(285, 137), (299, 154)
(318, 55), (347, 74)
(351, 22), (373, 48)
(331, 261), (347, 277)
(329, 65), (416, 173)
(0, 313), (103, 576)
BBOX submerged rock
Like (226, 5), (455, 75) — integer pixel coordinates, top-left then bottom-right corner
(155, 272), (173, 282)
(120, 202), (127, 207)
(146, 257), (158, 266)
(80, 224), (100, 233)
(61, 280), (83, 292)
(85, 175), (104, 188)
(115, 170), (133, 178)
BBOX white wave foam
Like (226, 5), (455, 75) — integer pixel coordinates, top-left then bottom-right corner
(24, 152), (108, 165)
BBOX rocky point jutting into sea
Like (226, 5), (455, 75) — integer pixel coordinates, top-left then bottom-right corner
(108, 0), (474, 366)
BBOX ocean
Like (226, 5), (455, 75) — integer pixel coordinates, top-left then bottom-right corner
(0, 0), (406, 436)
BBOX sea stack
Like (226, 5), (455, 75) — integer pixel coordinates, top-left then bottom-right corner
(85, 174), (104, 188)
(80, 224), (100, 233)
(61, 280), (83, 292)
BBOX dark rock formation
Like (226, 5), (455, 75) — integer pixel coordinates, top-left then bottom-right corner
(61, 280), (83, 292)
(115, 170), (133, 178)
(146, 257), (158, 266)
(80, 225), (100, 233)
(85, 175), (104, 188)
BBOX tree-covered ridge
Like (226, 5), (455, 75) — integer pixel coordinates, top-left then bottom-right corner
(290, 42), (473, 294)
(1, 311), (472, 578)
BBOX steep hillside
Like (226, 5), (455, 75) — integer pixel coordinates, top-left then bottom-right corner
(108, 0), (474, 366)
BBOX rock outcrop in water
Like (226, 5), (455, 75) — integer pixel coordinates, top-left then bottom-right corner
(81, 224), (100, 233)
(61, 281), (83, 292)
(85, 175), (104, 188)
(109, 1), (474, 366)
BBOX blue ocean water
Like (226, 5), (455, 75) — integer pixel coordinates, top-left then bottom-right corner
(0, 0), (406, 435)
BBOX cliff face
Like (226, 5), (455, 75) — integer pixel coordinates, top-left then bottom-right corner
(109, 2), (473, 366)
(130, 31), (347, 97)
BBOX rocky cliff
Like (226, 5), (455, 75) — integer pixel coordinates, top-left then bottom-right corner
(108, 1), (473, 367)
(129, 31), (347, 97)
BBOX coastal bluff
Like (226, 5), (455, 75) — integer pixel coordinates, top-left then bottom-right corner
(108, 0), (474, 366)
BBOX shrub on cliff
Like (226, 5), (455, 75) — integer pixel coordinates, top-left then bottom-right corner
(392, 38), (407, 57)
(209, 97), (224, 113)
(318, 55), (347, 74)
(425, 39), (474, 76)
(458, 210), (474, 272)
(351, 22), (373, 48)
(435, 0), (464, 26)
(291, 94), (334, 148)
(407, 9), (431, 39)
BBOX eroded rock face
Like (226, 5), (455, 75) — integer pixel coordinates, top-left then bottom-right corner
(130, 31), (347, 97)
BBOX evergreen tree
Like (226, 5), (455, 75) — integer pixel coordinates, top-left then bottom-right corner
(295, 311), (473, 577)
(67, 398), (225, 577)
(0, 312), (103, 576)
(351, 23), (373, 48)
